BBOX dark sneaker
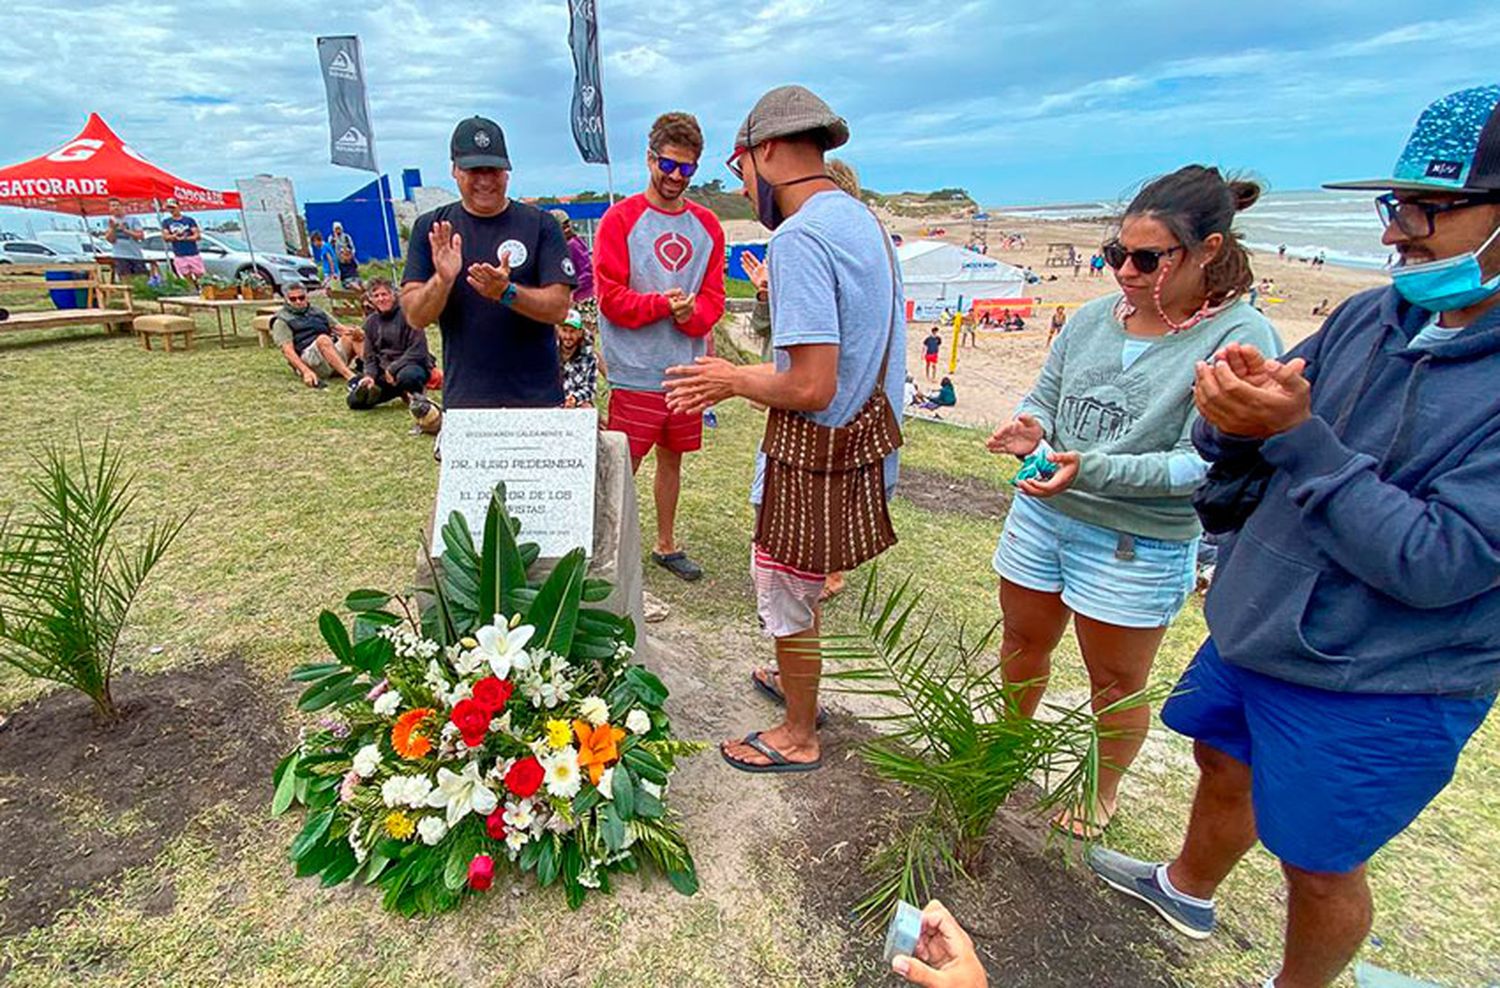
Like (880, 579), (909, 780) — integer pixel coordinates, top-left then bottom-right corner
(652, 551), (703, 582)
(1087, 847), (1215, 940)
(349, 378), (377, 406)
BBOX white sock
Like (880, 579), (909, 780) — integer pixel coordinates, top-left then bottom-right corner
(1155, 864), (1214, 908)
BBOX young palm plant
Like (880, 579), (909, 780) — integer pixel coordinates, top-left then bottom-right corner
(820, 570), (1161, 924)
(0, 436), (189, 722)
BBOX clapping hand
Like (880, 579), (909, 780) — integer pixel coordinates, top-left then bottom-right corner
(1015, 451), (1079, 498)
(1210, 342), (1273, 386)
(1194, 354), (1311, 438)
(665, 287), (696, 324)
(741, 251), (769, 294)
(985, 414), (1045, 457)
(663, 356), (738, 415)
(468, 250), (512, 301)
(429, 221), (464, 284)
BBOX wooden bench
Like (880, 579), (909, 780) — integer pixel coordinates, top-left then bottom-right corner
(0, 265), (135, 336)
(132, 314), (196, 352)
(253, 313), (276, 349)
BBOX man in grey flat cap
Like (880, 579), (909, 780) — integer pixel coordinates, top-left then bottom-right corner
(664, 84), (906, 775)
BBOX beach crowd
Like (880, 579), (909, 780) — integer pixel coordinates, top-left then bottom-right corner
(241, 81), (1500, 988)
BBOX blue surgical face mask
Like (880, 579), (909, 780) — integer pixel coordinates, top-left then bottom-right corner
(1390, 221), (1500, 312)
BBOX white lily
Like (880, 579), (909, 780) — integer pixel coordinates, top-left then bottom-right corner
(471, 620), (535, 680)
(426, 761), (499, 827)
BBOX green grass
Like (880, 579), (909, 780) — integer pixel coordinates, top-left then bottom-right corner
(0, 320), (1494, 986)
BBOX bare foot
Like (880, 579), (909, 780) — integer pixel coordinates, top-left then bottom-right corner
(721, 722), (820, 767)
(819, 571), (846, 602)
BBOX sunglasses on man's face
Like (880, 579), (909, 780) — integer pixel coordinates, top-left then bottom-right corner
(651, 153), (698, 178)
(1102, 240), (1184, 274)
(727, 147), (748, 181)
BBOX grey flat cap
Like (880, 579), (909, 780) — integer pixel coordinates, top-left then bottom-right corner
(735, 84), (849, 151)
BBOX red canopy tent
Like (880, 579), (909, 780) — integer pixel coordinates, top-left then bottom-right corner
(0, 113), (241, 216)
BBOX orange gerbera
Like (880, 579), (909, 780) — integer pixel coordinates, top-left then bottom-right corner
(574, 719), (626, 785)
(391, 708), (436, 759)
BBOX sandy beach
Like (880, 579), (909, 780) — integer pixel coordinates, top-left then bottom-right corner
(725, 211), (1389, 430)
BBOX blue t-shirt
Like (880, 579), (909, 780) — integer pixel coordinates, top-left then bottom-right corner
(750, 190), (905, 503)
(162, 216), (200, 256)
(317, 242), (339, 278)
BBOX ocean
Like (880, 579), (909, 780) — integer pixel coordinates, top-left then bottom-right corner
(995, 189), (1391, 271)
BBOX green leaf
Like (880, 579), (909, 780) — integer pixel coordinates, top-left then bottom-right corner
(289, 662), (345, 683)
(611, 767), (636, 821)
(319, 846), (361, 887)
(600, 803), (627, 852)
(270, 752), (299, 816)
(526, 549), (586, 655)
(536, 838), (559, 886)
(297, 671), (359, 712)
(666, 860), (700, 897)
(572, 788), (603, 815)
(581, 578), (613, 603)
(294, 841), (341, 878)
(518, 543), (540, 569)
(291, 809), (335, 861)
(623, 746), (669, 785)
(625, 667), (669, 707)
(352, 610), (400, 644)
(635, 788), (664, 819)
(352, 635), (393, 676)
(318, 610), (354, 664)
(345, 589), (393, 612)
(485, 484), (528, 619)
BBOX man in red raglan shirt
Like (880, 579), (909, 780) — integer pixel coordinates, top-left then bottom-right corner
(596, 111), (726, 582)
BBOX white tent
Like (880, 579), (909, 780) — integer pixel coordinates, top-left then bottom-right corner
(896, 239), (1027, 320)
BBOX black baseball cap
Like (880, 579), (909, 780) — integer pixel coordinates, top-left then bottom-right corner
(451, 116), (511, 170)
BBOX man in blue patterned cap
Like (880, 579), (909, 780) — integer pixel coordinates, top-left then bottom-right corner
(1089, 86), (1500, 987)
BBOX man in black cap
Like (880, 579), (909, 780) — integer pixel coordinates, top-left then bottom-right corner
(402, 116), (575, 409)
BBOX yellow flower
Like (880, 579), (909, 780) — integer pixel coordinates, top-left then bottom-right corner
(545, 719), (573, 749)
(385, 810), (416, 841)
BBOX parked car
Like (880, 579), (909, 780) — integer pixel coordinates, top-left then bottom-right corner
(0, 239), (93, 264)
(36, 230), (112, 261)
(138, 231), (320, 292)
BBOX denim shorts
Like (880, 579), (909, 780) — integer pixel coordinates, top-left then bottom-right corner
(1164, 638), (1495, 873)
(992, 493), (1196, 628)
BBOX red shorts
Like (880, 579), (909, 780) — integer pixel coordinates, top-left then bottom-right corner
(924, 352), (939, 364)
(608, 388), (703, 459)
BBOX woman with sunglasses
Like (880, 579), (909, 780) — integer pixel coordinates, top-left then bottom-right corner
(985, 165), (1282, 838)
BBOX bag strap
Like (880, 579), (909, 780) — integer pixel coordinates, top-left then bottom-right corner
(868, 206), (901, 401)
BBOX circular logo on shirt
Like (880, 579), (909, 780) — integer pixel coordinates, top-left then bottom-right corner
(561, 257), (576, 277)
(654, 232), (693, 273)
(497, 239), (529, 268)
(474, 130), (492, 149)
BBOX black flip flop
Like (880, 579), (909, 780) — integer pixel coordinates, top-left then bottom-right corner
(750, 668), (829, 727)
(652, 551), (703, 582)
(720, 732), (821, 774)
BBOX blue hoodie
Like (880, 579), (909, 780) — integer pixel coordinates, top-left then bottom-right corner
(1197, 286), (1500, 697)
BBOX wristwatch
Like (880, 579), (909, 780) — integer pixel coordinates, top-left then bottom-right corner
(500, 283), (518, 307)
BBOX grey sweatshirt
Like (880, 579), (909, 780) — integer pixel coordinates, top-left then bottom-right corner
(1017, 292), (1282, 541)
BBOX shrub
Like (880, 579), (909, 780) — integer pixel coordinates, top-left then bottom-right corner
(0, 436), (189, 722)
(821, 572), (1162, 923)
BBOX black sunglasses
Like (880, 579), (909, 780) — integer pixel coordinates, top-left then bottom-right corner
(650, 152), (698, 178)
(1375, 192), (1497, 239)
(1102, 240), (1184, 274)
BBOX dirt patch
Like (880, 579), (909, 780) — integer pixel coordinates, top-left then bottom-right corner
(0, 656), (291, 936)
(897, 466), (1012, 521)
(778, 715), (1187, 987)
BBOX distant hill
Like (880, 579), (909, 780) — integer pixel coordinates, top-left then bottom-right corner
(570, 182), (978, 222)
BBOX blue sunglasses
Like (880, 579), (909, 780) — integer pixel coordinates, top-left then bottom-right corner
(652, 153), (699, 178)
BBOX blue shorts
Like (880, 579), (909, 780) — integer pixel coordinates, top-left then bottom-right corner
(992, 493), (1196, 628)
(1164, 639), (1494, 874)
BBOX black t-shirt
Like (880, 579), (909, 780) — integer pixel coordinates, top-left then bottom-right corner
(403, 200), (575, 408)
(923, 333), (942, 355)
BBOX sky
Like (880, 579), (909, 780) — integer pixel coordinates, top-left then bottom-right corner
(2, 0), (1499, 231)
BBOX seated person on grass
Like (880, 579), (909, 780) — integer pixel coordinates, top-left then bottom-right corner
(338, 246), (363, 289)
(271, 283), (364, 390)
(557, 308), (598, 408)
(349, 278), (436, 420)
(920, 376), (957, 410)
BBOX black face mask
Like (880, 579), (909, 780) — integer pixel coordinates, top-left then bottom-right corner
(750, 154), (828, 231)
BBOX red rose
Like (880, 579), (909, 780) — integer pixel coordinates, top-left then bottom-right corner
(471, 676), (514, 716)
(467, 853), (495, 892)
(505, 756), (544, 799)
(485, 808), (507, 841)
(450, 698), (490, 748)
